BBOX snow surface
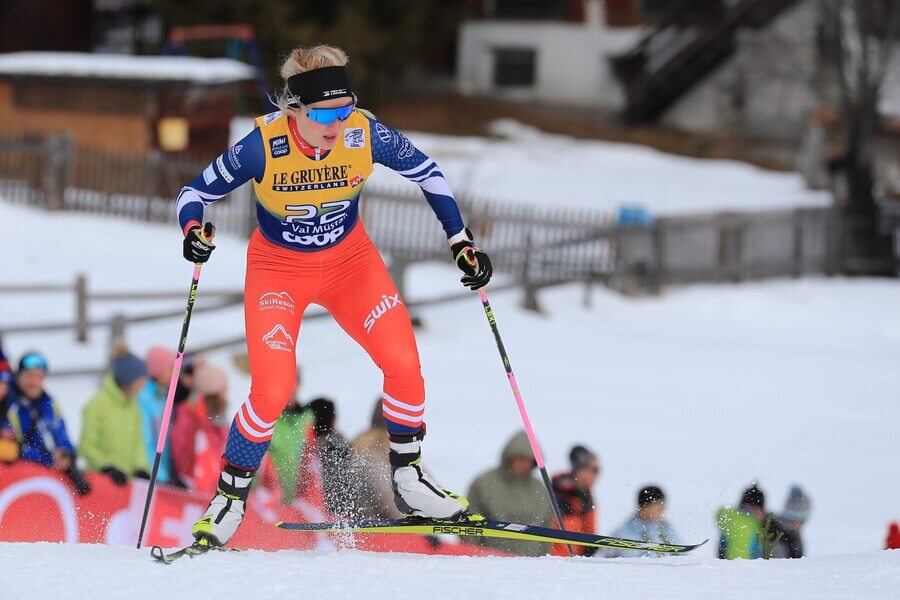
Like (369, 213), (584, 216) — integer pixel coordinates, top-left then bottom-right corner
(1, 200), (898, 563)
(231, 117), (830, 217)
(1, 542), (898, 599)
(0, 52), (256, 83)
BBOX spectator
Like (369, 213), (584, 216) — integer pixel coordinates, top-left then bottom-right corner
(887, 522), (900, 550)
(606, 485), (681, 558)
(0, 363), (18, 462)
(137, 346), (177, 485)
(550, 445), (601, 556)
(772, 485), (810, 558)
(350, 397), (403, 519)
(717, 483), (767, 559)
(173, 352), (204, 406)
(80, 350), (150, 485)
(264, 368), (316, 504)
(467, 430), (553, 557)
(307, 397), (356, 520)
(6, 351), (90, 494)
(170, 363), (229, 494)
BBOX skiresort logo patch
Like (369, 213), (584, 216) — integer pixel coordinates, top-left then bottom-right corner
(258, 291), (295, 314)
(262, 324), (294, 352)
(269, 135), (290, 158)
(344, 128), (365, 149)
(364, 293), (402, 333)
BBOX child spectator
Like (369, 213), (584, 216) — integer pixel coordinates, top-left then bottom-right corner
(773, 485), (810, 558)
(606, 485), (680, 558)
(6, 351), (90, 494)
(0, 364), (18, 462)
(170, 363), (229, 494)
(307, 397), (356, 520)
(550, 445), (601, 556)
(80, 350), (150, 484)
(717, 483), (767, 559)
(467, 430), (554, 556)
(137, 346), (177, 485)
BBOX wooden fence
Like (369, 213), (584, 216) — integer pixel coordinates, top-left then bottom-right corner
(0, 133), (839, 303)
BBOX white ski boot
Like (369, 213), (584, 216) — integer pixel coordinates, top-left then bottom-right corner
(389, 428), (468, 520)
(192, 463), (255, 546)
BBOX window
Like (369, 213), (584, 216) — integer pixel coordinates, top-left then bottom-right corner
(493, 48), (536, 88)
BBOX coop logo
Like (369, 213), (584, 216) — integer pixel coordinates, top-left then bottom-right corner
(375, 122), (392, 143)
(262, 324), (294, 352)
(258, 291), (295, 314)
(269, 135), (290, 158)
(363, 293), (402, 333)
(344, 128), (365, 149)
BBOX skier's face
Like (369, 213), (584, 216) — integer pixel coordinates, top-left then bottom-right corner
(293, 97), (355, 150)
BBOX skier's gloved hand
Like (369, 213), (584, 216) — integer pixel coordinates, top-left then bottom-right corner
(101, 465), (128, 486)
(65, 465), (92, 496)
(183, 223), (216, 263)
(450, 228), (492, 291)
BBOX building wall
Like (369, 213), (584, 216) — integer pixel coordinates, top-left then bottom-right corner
(456, 19), (640, 110)
(0, 82), (151, 154)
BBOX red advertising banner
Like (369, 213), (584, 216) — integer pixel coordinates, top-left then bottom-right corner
(0, 462), (499, 556)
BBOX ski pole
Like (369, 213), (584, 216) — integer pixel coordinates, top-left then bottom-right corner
(477, 287), (572, 556)
(136, 222), (215, 549)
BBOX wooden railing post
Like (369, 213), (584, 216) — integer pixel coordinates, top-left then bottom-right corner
(521, 230), (541, 312)
(75, 273), (88, 343)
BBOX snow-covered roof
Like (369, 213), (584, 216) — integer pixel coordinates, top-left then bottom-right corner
(0, 52), (256, 84)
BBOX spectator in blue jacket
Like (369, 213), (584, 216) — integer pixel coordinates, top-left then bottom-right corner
(6, 351), (90, 494)
(0, 364), (18, 462)
(605, 485), (680, 558)
(138, 346), (177, 485)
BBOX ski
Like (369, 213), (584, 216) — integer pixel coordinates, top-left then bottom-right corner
(150, 541), (241, 564)
(275, 515), (707, 554)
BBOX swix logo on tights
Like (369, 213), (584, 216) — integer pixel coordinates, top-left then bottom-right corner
(364, 293), (402, 334)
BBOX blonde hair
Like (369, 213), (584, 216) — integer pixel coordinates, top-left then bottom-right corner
(274, 45), (349, 112)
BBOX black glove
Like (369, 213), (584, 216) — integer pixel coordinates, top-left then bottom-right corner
(133, 469), (151, 480)
(101, 465), (128, 486)
(450, 229), (492, 290)
(182, 223), (216, 263)
(65, 466), (92, 496)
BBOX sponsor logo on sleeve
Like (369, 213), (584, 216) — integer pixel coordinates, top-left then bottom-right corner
(375, 122), (392, 143)
(262, 324), (294, 352)
(258, 291), (295, 314)
(263, 111), (283, 125)
(227, 144), (243, 170)
(215, 155), (234, 183)
(269, 135), (290, 158)
(344, 128), (365, 149)
(202, 164), (217, 185)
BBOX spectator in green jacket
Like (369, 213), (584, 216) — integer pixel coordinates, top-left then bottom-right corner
(716, 483), (766, 559)
(79, 351), (150, 484)
(467, 430), (553, 556)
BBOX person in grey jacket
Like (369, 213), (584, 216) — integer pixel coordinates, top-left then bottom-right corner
(467, 430), (553, 556)
(605, 485), (680, 558)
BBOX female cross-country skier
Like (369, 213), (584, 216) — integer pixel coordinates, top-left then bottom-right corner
(178, 45), (492, 547)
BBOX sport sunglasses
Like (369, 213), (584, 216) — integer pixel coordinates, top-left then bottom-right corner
(290, 94), (358, 125)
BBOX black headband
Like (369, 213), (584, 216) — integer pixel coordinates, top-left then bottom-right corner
(286, 66), (353, 106)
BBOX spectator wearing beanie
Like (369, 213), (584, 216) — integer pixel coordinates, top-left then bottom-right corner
(137, 346), (177, 484)
(0, 358), (18, 462)
(79, 351), (150, 484)
(716, 483), (767, 559)
(606, 485), (681, 558)
(170, 363), (229, 494)
(306, 397), (355, 521)
(772, 485), (811, 558)
(550, 445), (601, 556)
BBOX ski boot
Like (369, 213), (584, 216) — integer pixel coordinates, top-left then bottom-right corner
(389, 427), (469, 521)
(191, 463), (255, 547)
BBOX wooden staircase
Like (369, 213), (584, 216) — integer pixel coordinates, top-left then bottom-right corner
(611, 0), (800, 123)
